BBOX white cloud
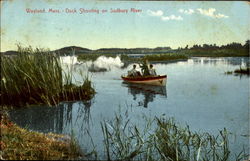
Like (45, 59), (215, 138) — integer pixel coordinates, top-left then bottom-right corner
(214, 13), (229, 18)
(178, 8), (228, 19)
(179, 9), (194, 15)
(147, 10), (163, 17)
(161, 15), (183, 21)
(148, 8), (228, 20)
(197, 8), (216, 17)
(147, 10), (183, 21)
(196, 8), (228, 18)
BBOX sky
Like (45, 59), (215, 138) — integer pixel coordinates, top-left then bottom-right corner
(1, 0), (249, 51)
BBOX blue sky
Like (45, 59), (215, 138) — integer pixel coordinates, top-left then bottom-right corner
(1, 0), (249, 51)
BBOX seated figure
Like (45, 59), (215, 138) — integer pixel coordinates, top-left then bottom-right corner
(149, 64), (157, 76)
(128, 64), (141, 77)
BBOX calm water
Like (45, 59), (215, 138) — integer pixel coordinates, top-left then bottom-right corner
(9, 57), (249, 159)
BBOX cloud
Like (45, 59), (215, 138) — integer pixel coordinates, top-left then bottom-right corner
(196, 8), (229, 18)
(197, 8), (215, 17)
(147, 10), (163, 17)
(147, 8), (228, 22)
(161, 15), (183, 21)
(178, 8), (229, 19)
(147, 10), (183, 21)
(214, 13), (229, 18)
(179, 9), (194, 15)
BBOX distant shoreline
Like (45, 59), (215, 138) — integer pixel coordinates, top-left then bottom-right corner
(1, 43), (249, 58)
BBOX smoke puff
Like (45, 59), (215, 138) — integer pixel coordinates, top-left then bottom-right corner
(93, 56), (124, 69)
(60, 56), (78, 65)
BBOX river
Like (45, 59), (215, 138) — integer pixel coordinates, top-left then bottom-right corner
(9, 57), (249, 159)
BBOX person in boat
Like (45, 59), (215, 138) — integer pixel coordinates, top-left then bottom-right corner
(149, 64), (157, 76)
(128, 64), (141, 77)
(139, 59), (150, 76)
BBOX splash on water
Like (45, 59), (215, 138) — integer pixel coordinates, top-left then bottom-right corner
(60, 56), (79, 65)
(88, 56), (124, 72)
(94, 56), (124, 69)
(60, 55), (124, 73)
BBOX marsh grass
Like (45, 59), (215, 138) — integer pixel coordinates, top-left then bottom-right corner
(0, 111), (82, 160)
(101, 114), (248, 161)
(182, 48), (249, 57)
(1, 46), (95, 107)
(143, 53), (188, 62)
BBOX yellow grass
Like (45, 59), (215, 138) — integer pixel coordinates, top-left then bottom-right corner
(0, 113), (82, 160)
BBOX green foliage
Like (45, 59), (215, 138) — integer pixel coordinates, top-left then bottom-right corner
(101, 114), (248, 161)
(139, 59), (150, 76)
(182, 48), (249, 57)
(0, 45), (95, 107)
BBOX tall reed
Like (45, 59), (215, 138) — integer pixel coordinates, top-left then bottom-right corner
(100, 114), (248, 161)
(1, 45), (95, 107)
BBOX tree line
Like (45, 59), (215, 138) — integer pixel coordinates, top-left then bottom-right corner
(178, 40), (250, 50)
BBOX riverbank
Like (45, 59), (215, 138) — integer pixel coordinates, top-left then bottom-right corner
(0, 46), (95, 160)
(0, 112), (82, 160)
(181, 48), (249, 57)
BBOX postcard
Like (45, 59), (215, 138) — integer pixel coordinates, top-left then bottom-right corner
(1, 0), (249, 160)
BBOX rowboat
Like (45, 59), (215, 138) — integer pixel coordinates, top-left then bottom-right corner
(121, 75), (167, 86)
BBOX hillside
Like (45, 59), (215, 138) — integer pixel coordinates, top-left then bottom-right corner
(1, 46), (172, 56)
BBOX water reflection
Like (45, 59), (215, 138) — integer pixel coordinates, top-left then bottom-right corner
(9, 101), (93, 134)
(191, 57), (249, 66)
(122, 82), (167, 108)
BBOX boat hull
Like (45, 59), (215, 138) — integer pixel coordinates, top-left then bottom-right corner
(121, 75), (167, 86)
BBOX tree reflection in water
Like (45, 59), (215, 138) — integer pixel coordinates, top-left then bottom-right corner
(9, 100), (94, 136)
(75, 101), (92, 134)
(122, 82), (167, 108)
(62, 100), (94, 137)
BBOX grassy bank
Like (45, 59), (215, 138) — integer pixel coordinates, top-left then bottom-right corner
(1, 46), (95, 107)
(0, 112), (81, 160)
(100, 114), (248, 161)
(181, 48), (249, 57)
